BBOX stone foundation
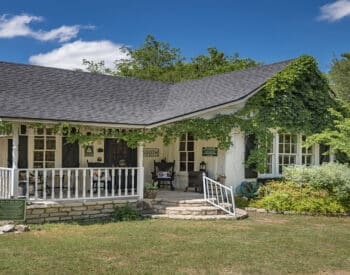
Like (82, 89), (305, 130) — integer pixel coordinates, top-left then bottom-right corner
(26, 199), (141, 224)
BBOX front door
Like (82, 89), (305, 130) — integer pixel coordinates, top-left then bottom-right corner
(104, 139), (137, 167)
(62, 137), (79, 168)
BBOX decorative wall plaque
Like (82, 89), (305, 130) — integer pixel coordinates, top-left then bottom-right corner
(144, 148), (159, 158)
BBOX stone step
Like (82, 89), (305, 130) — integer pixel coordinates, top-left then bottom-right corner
(144, 214), (236, 220)
(163, 206), (226, 215)
(145, 208), (248, 220)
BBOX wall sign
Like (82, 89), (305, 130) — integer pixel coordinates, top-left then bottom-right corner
(84, 145), (94, 157)
(144, 148), (159, 158)
(202, 147), (218, 156)
(0, 199), (26, 221)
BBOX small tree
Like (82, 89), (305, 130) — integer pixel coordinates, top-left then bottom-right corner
(329, 53), (350, 103)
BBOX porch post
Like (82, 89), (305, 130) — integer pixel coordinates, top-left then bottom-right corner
(137, 142), (144, 199)
(11, 124), (19, 198)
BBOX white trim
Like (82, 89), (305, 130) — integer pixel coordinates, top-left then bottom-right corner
(146, 86), (264, 128)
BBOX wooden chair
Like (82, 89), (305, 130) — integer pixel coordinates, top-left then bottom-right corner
(151, 160), (175, 190)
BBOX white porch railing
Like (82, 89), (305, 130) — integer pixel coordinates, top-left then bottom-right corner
(0, 167), (143, 201)
(202, 176), (236, 216)
(0, 168), (13, 199)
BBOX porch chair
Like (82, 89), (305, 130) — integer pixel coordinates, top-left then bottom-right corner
(87, 161), (111, 193)
(151, 160), (176, 191)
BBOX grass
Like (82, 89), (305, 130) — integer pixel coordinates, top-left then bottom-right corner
(0, 213), (349, 274)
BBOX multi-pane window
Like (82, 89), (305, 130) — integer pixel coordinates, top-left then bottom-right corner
(319, 144), (331, 164)
(33, 128), (56, 168)
(301, 135), (313, 165)
(278, 134), (297, 173)
(179, 133), (195, 172)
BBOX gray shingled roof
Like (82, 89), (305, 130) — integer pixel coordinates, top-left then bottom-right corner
(0, 59), (292, 126)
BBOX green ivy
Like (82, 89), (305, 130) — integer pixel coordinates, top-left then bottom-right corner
(0, 55), (336, 172)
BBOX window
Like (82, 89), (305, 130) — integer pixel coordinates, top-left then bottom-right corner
(33, 128), (56, 168)
(319, 144), (330, 164)
(266, 143), (274, 174)
(301, 135), (313, 165)
(278, 134), (297, 173)
(179, 133), (195, 172)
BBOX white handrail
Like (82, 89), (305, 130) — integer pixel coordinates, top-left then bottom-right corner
(203, 176), (236, 216)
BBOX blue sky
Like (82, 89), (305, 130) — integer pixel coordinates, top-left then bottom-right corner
(0, 0), (349, 72)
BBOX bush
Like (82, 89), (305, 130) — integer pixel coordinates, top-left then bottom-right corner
(112, 204), (143, 222)
(283, 163), (350, 206)
(250, 181), (346, 214)
(234, 196), (250, 208)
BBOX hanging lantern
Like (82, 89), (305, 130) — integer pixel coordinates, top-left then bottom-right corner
(199, 161), (207, 171)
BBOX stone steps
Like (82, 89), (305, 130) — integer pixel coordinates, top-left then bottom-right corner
(141, 198), (248, 220)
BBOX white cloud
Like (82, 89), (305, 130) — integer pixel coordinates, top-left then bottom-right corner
(29, 40), (129, 70)
(0, 14), (89, 42)
(319, 0), (350, 21)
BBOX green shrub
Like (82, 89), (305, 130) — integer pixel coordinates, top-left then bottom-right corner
(234, 195), (250, 208)
(112, 204), (143, 222)
(283, 163), (350, 206)
(250, 181), (346, 214)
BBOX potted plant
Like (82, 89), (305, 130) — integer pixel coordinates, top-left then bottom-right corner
(144, 182), (159, 199)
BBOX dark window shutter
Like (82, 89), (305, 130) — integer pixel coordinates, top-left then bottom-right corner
(245, 134), (258, 178)
(62, 137), (79, 168)
(7, 137), (28, 168)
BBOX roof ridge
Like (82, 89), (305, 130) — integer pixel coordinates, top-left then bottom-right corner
(0, 60), (172, 86)
(171, 58), (296, 86)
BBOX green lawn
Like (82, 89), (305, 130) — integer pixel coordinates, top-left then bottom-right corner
(0, 213), (349, 274)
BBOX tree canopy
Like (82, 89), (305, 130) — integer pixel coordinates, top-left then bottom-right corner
(83, 35), (260, 82)
(329, 53), (350, 103)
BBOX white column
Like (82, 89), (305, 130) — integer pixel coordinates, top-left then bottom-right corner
(224, 129), (245, 189)
(137, 142), (144, 199)
(11, 124), (19, 198)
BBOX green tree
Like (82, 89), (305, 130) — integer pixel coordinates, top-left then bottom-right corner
(83, 35), (259, 82)
(306, 102), (350, 159)
(329, 53), (350, 103)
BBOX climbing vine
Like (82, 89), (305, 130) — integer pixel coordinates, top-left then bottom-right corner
(0, 55), (337, 172)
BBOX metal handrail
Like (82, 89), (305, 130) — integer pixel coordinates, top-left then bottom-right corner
(203, 176), (236, 216)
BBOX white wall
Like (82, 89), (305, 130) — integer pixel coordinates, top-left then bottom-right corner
(224, 128), (245, 189)
(0, 137), (8, 167)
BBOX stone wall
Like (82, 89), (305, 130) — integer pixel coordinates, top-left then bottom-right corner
(26, 199), (141, 224)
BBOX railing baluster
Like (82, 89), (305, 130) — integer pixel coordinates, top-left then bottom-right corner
(105, 168), (108, 197)
(67, 169), (71, 199)
(131, 169), (135, 196)
(43, 170), (47, 200)
(83, 169), (86, 199)
(75, 169), (79, 198)
(90, 169), (93, 198)
(118, 169), (121, 196)
(111, 169), (115, 197)
(59, 169), (63, 199)
(51, 169), (55, 199)
(124, 169), (128, 196)
(97, 169), (101, 198)
(26, 170), (29, 199)
(34, 170), (38, 199)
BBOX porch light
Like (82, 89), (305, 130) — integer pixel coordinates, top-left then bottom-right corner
(199, 161), (206, 172)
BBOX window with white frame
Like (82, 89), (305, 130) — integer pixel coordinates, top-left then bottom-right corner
(278, 134), (297, 174)
(301, 135), (313, 165)
(33, 128), (56, 168)
(179, 133), (195, 172)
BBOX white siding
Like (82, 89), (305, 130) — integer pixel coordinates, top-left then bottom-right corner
(224, 129), (245, 189)
(0, 137), (8, 167)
